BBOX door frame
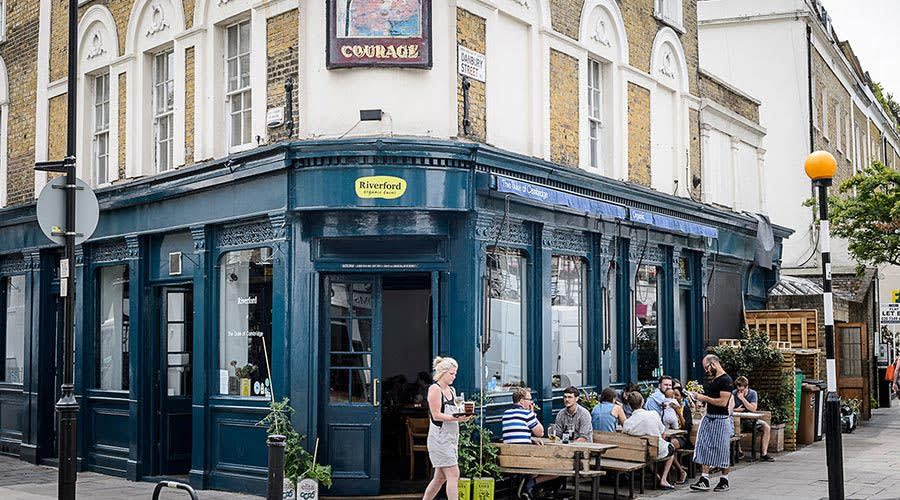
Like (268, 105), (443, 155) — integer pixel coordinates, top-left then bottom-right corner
(834, 322), (869, 417)
(148, 282), (193, 477)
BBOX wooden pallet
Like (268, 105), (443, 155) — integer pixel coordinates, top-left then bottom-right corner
(746, 309), (819, 349)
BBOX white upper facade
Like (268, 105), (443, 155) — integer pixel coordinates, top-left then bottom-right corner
(21, 0), (766, 219)
(699, 0), (900, 269)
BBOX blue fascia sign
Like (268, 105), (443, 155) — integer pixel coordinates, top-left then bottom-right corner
(630, 208), (719, 239)
(495, 176), (627, 220)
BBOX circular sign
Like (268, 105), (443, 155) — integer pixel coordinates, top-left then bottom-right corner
(36, 177), (100, 246)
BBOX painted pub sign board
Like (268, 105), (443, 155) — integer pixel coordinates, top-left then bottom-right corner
(327, 0), (432, 68)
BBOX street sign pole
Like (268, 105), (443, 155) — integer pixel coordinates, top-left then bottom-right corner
(57, 0), (79, 497)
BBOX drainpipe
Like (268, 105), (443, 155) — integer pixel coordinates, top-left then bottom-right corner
(807, 24), (814, 154)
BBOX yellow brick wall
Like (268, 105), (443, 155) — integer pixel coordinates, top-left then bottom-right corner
(184, 0), (195, 29)
(689, 108), (701, 199)
(621, 0), (699, 95)
(266, 10), (299, 142)
(549, 0), (585, 40)
(628, 82), (651, 187)
(456, 8), (486, 141)
(1, 0), (41, 204)
(811, 47), (852, 183)
(868, 119), (884, 166)
(184, 48), (195, 165)
(118, 72), (127, 179)
(699, 72), (759, 123)
(48, 94), (68, 162)
(51, 1), (140, 83)
(549, 49), (579, 168)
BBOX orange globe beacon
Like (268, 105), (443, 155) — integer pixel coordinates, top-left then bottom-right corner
(804, 150), (837, 181)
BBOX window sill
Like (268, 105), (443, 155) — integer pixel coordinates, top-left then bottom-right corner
(653, 14), (686, 35)
(229, 142), (256, 155)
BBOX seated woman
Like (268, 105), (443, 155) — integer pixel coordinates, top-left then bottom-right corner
(623, 392), (677, 489)
(592, 388), (627, 432)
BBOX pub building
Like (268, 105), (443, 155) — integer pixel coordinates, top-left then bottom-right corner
(0, 0), (789, 497)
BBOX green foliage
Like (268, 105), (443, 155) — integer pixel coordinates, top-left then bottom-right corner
(828, 161), (900, 267)
(840, 397), (862, 416)
(258, 398), (333, 489)
(871, 81), (900, 132)
(578, 390), (601, 412)
(457, 418), (501, 479)
(710, 328), (783, 378)
(711, 328), (791, 425)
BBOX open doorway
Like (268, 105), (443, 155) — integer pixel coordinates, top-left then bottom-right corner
(379, 273), (434, 495)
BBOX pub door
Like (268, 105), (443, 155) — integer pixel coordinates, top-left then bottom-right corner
(835, 322), (870, 417)
(321, 275), (383, 496)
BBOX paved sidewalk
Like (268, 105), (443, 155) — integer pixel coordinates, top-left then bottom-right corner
(0, 457), (262, 499)
(651, 400), (900, 500)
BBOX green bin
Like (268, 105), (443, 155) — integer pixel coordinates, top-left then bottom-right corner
(794, 369), (805, 427)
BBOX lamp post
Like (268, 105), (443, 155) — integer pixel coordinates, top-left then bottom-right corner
(804, 150), (844, 500)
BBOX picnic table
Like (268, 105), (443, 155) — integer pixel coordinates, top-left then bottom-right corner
(733, 411), (764, 461)
(497, 439), (617, 500)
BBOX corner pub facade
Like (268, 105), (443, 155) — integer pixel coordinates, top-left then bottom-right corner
(0, 0), (789, 496)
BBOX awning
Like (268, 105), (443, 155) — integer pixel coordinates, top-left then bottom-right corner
(495, 176), (626, 219)
(630, 208), (719, 239)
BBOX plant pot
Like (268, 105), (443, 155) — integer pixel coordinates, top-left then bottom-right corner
(297, 478), (319, 500)
(768, 424), (785, 453)
(458, 477), (472, 500)
(473, 477), (495, 500)
(240, 377), (251, 396)
(228, 376), (239, 394)
(283, 478), (296, 499)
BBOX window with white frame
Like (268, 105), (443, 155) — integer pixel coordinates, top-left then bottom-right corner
(655, 0), (683, 29)
(153, 50), (174, 172)
(226, 20), (252, 149)
(92, 73), (110, 186)
(811, 78), (818, 129)
(588, 59), (604, 170)
(821, 89), (828, 139)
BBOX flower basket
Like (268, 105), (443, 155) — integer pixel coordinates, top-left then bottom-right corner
(458, 477), (472, 500)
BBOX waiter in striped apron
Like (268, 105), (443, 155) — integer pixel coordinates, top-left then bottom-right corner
(688, 354), (735, 492)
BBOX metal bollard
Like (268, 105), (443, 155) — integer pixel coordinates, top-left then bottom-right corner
(151, 481), (199, 500)
(267, 434), (287, 500)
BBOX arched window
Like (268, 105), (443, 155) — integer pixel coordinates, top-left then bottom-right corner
(124, 0), (185, 177)
(78, 6), (120, 187)
(579, 0), (629, 178)
(649, 27), (689, 196)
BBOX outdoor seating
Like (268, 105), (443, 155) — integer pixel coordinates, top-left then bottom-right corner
(497, 441), (609, 500)
(592, 431), (657, 499)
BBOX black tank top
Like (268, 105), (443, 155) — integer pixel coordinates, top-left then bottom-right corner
(430, 384), (454, 427)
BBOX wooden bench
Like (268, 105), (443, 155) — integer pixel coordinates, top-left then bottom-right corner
(496, 443), (606, 500)
(592, 432), (658, 499)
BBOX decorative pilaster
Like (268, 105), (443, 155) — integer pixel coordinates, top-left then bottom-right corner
(699, 123), (713, 203)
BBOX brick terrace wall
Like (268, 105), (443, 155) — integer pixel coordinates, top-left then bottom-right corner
(184, 0), (195, 29)
(184, 48), (195, 165)
(48, 94), (68, 165)
(811, 47), (853, 184)
(628, 83), (651, 186)
(699, 72), (759, 123)
(689, 108), (701, 199)
(118, 73), (127, 179)
(266, 10), (300, 142)
(456, 8), (486, 141)
(1, 0), (41, 205)
(621, 0), (699, 95)
(549, 0), (585, 39)
(549, 49), (579, 167)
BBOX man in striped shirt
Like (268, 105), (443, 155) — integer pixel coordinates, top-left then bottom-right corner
(502, 387), (544, 443)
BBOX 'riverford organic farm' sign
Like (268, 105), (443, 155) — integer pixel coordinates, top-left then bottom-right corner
(355, 175), (408, 199)
(327, 0), (432, 68)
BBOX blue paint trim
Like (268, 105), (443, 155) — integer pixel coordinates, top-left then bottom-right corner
(630, 208), (719, 239)
(495, 176), (627, 219)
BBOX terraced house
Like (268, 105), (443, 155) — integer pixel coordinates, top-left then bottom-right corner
(0, 0), (787, 496)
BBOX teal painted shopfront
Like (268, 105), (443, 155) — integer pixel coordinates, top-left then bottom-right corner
(0, 138), (789, 496)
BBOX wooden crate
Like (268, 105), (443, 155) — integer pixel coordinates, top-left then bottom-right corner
(746, 309), (819, 349)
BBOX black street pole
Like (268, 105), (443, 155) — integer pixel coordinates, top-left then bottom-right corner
(57, 0), (80, 496)
(816, 178), (845, 500)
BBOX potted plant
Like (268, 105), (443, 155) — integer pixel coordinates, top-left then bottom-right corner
(457, 415), (500, 500)
(231, 360), (258, 396)
(259, 398), (332, 499)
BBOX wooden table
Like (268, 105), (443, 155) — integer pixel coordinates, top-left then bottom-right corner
(733, 411), (764, 460)
(663, 429), (686, 439)
(501, 439), (618, 500)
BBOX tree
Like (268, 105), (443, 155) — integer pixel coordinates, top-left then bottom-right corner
(828, 161), (900, 267)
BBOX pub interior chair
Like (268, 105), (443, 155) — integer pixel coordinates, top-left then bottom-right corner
(406, 416), (431, 480)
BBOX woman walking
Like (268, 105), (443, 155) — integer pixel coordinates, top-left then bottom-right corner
(423, 357), (473, 500)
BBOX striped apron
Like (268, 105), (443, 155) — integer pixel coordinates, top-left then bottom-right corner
(693, 413), (732, 469)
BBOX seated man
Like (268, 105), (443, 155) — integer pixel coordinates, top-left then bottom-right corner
(623, 392), (677, 489)
(733, 376), (775, 462)
(502, 387), (555, 499)
(645, 375), (673, 418)
(554, 386), (593, 442)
